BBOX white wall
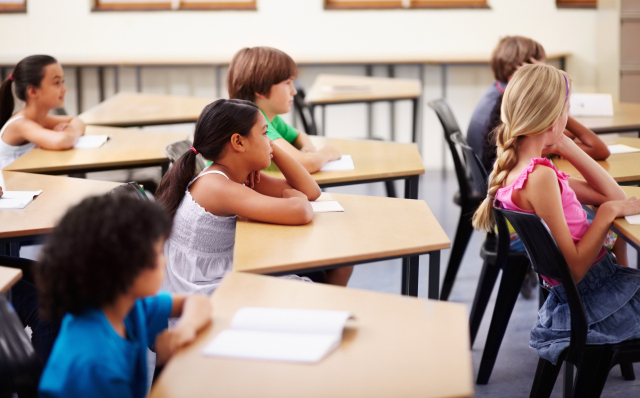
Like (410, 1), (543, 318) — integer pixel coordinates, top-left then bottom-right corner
(0, 0), (602, 169)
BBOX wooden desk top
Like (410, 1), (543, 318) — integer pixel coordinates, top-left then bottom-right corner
(305, 74), (422, 104)
(78, 92), (214, 127)
(0, 171), (120, 239)
(553, 137), (640, 184)
(4, 126), (188, 175)
(234, 193), (450, 275)
(612, 186), (640, 249)
(574, 102), (640, 134)
(0, 266), (21, 294)
(150, 272), (473, 398)
(263, 137), (424, 185)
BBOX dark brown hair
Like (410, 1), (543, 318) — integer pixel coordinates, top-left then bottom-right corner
(35, 194), (173, 321)
(0, 55), (58, 128)
(227, 47), (298, 102)
(490, 36), (546, 83)
(155, 99), (260, 217)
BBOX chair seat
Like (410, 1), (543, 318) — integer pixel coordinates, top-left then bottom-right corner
(453, 190), (485, 207)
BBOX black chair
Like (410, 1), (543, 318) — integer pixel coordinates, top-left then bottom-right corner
(165, 140), (206, 177)
(494, 207), (639, 398)
(428, 99), (486, 300)
(446, 132), (533, 384)
(108, 181), (149, 200)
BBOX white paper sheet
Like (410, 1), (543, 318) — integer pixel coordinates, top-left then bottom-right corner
(320, 85), (371, 94)
(570, 93), (614, 117)
(202, 307), (352, 363)
(315, 192), (334, 202)
(607, 144), (640, 155)
(310, 201), (344, 213)
(0, 190), (42, 209)
(625, 214), (640, 225)
(320, 155), (354, 172)
(74, 135), (109, 149)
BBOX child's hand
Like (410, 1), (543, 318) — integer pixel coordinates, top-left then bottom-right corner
(154, 325), (198, 366)
(283, 188), (307, 200)
(542, 134), (574, 157)
(52, 123), (71, 131)
(321, 145), (342, 161)
(244, 171), (261, 189)
(300, 145), (318, 153)
(603, 197), (640, 219)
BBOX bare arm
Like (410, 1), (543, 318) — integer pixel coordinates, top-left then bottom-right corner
(293, 131), (318, 153)
(564, 116), (610, 160)
(6, 118), (81, 150)
(273, 138), (341, 173)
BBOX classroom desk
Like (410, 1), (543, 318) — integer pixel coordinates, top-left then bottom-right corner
(553, 137), (640, 185)
(304, 74), (422, 143)
(263, 136), (424, 199)
(574, 102), (640, 135)
(3, 126), (188, 175)
(0, 266), (21, 294)
(78, 92), (214, 127)
(150, 272), (474, 398)
(0, 171), (120, 256)
(234, 193), (450, 298)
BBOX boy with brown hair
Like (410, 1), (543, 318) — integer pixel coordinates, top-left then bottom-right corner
(227, 47), (342, 173)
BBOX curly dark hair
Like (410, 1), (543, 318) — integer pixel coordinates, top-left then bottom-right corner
(35, 194), (173, 320)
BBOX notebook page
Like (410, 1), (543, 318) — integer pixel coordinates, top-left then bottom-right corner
(625, 214), (640, 225)
(320, 155), (354, 172)
(202, 330), (340, 363)
(310, 201), (344, 213)
(0, 190), (42, 209)
(0, 190), (42, 199)
(230, 307), (352, 335)
(74, 135), (109, 149)
(607, 144), (640, 155)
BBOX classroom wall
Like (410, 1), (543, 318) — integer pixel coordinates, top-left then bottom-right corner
(0, 0), (602, 170)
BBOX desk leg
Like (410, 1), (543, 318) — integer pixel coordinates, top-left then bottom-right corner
(401, 255), (419, 297)
(75, 67), (83, 114)
(404, 175), (419, 200)
(428, 250), (441, 300)
(366, 64), (373, 139)
(388, 65), (395, 141)
(412, 97), (419, 145)
(0, 242), (20, 257)
(98, 67), (105, 102)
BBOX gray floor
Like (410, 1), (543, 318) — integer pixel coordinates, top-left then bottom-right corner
(327, 171), (640, 398)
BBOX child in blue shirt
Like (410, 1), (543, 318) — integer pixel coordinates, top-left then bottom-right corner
(36, 194), (212, 398)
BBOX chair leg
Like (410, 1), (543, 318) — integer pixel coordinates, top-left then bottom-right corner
(476, 257), (530, 384)
(573, 348), (614, 398)
(620, 362), (635, 380)
(530, 357), (563, 398)
(440, 206), (475, 301)
(384, 181), (396, 198)
(469, 258), (501, 347)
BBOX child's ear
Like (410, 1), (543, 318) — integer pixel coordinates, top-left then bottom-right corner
(254, 91), (267, 101)
(26, 85), (38, 99)
(229, 133), (246, 153)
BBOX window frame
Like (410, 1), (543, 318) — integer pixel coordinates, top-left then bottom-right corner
(92, 0), (256, 12)
(0, 0), (27, 13)
(556, 0), (597, 9)
(324, 0), (489, 10)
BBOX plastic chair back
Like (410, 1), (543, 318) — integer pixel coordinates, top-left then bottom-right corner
(165, 140), (206, 176)
(0, 294), (41, 395)
(428, 98), (484, 201)
(450, 131), (488, 196)
(293, 86), (318, 136)
(109, 182), (149, 201)
(493, 207), (587, 364)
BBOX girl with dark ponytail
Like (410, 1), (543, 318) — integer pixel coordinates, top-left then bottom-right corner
(0, 55), (84, 168)
(156, 99), (322, 296)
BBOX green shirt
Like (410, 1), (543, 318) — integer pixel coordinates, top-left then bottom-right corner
(262, 110), (299, 144)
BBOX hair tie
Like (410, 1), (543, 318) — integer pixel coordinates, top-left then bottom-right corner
(190, 146), (198, 155)
(563, 74), (569, 104)
(8, 74), (13, 81)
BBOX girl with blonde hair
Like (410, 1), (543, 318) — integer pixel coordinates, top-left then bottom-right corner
(473, 63), (640, 365)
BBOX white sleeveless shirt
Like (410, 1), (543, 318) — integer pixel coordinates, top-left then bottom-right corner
(0, 116), (35, 169)
(162, 170), (310, 296)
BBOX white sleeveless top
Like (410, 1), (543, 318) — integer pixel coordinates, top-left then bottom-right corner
(0, 116), (35, 169)
(162, 170), (310, 296)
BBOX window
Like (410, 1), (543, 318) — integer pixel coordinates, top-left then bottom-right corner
(324, 0), (488, 9)
(0, 0), (26, 13)
(556, 0), (597, 8)
(93, 0), (256, 11)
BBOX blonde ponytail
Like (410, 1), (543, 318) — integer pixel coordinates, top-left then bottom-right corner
(472, 63), (571, 231)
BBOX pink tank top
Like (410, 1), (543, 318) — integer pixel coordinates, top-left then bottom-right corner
(495, 158), (606, 286)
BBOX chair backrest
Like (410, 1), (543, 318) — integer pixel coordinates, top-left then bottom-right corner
(493, 207), (587, 364)
(450, 131), (488, 196)
(0, 294), (42, 395)
(108, 182), (149, 200)
(165, 140), (206, 176)
(293, 86), (318, 136)
(428, 98), (486, 200)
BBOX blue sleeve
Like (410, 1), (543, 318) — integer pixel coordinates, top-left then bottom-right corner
(140, 293), (173, 344)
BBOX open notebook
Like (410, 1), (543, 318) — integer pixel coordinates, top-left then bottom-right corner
(202, 307), (353, 363)
(0, 190), (42, 209)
